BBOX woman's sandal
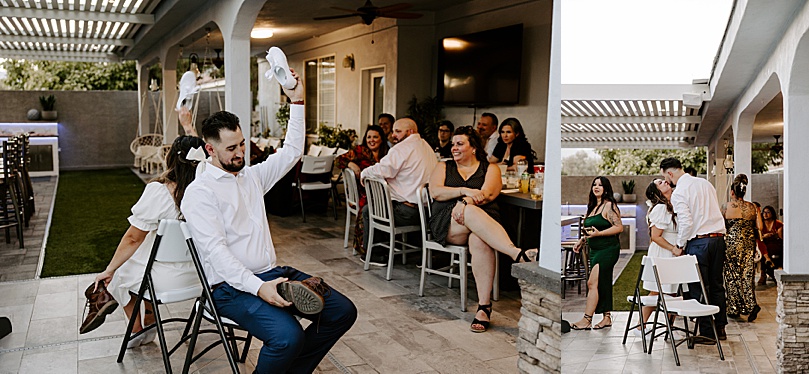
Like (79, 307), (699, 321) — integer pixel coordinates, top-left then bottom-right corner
(470, 303), (493, 333)
(515, 248), (538, 263)
(570, 314), (592, 330)
(593, 312), (612, 329)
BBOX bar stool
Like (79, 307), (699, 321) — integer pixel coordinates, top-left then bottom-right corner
(561, 216), (587, 299)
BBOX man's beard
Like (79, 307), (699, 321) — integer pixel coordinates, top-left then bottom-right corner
(221, 159), (245, 172)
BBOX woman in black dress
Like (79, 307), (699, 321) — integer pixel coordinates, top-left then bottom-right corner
(488, 117), (535, 171)
(428, 126), (537, 333)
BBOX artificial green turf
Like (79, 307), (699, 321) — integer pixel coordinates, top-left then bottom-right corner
(612, 250), (647, 311)
(40, 169), (146, 277)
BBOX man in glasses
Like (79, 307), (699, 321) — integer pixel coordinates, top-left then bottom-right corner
(434, 120), (455, 159)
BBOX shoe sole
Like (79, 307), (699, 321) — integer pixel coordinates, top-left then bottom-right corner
(79, 300), (119, 334)
(277, 282), (324, 315)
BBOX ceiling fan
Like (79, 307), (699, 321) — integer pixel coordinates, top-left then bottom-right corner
(313, 1), (423, 25)
(752, 135), (783, 153)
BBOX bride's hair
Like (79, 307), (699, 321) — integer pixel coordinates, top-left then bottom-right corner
(645, 180), (676, 233)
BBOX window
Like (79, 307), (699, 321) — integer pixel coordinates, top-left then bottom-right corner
(304, 56), (336, 134)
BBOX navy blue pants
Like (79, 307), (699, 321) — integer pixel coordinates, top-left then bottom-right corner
(211, 266), (357, 374)
(685, 236), (728, 336)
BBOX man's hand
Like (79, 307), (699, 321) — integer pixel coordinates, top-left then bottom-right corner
(257, 277), (292, 308)
(282, 68), (304, 103)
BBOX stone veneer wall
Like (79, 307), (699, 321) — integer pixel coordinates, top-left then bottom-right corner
(776, 271), (809, 373)
(512, 263), (561, 374)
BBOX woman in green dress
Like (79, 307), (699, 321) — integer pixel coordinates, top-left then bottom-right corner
(571, 176), (624, 330)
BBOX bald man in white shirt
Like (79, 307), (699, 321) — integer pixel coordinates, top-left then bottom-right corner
(661, 157), (728, 343)
(360, 118), (438, 264)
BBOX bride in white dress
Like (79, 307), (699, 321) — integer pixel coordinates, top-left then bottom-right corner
(632, 178), (681, 337)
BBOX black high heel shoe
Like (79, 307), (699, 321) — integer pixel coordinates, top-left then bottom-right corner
(470, 303), (492, 333)
(515, 248), (538, 263)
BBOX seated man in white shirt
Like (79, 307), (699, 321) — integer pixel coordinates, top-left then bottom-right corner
(360, 118), (438, 264)
(476, 112), (499, 159)
(182, 70), (356, 374)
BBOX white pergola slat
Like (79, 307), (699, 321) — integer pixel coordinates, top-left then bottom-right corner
(561, 84), (709, 149)
(0, 0), (160, 62)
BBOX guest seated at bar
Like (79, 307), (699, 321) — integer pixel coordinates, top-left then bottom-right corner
(378, 113), (396, 147)
(81, 135), (207, 348)
(335, 125), (390, 255)
(488, 117), (535, 172)
(428, 126), (537, 333)
(759, 205), (783, 284)
(433, 120), (454, 159)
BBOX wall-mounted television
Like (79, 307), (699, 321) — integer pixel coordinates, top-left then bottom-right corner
(438, 24), (523, 106)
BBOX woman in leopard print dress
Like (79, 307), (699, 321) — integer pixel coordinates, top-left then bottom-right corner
(721, 174), (762, 322)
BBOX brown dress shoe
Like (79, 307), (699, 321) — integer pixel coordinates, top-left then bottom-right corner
(79, 282), (119, 334)
(717, 327), (727, 340)
(276, 277), (331, 315)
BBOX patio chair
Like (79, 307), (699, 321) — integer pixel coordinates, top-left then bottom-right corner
(363, 178), (421, 280)
(293, 155), (338, 222)
(342, 168), (360, 249)
(130, 134), (164, 170)
(415, 184), (498, 311)
(320, 146), (337, 156)
(621, 255), (683, 353)
(17, 134), (34, 226)
(144, 144), (172, 175)
(648, 255), (725, 366)
(0, 140), (25, 248)
(307, 144), (323, 156)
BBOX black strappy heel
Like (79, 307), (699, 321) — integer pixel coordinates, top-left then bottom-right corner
(571, 313), (592, 330)
(515, 248), (538, 263)
(470, 303), (493, 333)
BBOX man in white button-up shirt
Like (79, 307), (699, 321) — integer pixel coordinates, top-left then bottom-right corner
(360, 118), (438, 263)
(476, 112), (499, 158)
(661, 157), (727, 342)
(182, 71), (356, 374)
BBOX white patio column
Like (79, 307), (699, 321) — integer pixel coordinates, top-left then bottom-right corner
(216, 0), (264, 164)
(161, 45), (180, 144)
(782, 92), (809, 274)
(733, 115), (753, 199)
(707, 145), (716, 185)
(136, 61), (150, 136)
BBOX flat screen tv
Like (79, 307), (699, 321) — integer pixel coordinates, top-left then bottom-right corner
(438, 24), (523, 106)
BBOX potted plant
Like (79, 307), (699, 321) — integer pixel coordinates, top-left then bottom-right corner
(39, 95), (57, 120)
(316, 123), (357, 150)
(621, 179), (636, 203)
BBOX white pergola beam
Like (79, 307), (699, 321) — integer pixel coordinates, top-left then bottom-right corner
(1, 34), (134, 47)
(0, 50), (119, 62)
(561, 140), (691, 149)
(562, 131), (697, 138)
(3, 7), (154, 24)
(562, 84), (709, 101)
(562, 116), (701, 124)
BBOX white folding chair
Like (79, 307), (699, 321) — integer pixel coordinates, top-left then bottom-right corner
(342, 168), (360, 249)
(294, 155), (338, 222)
(415, 184), (499, 311)
(364, 178), (421, 280)
(320, 146), (337, 156)
(335, 148), (349, 156)
(648, 255), (725, 366)
(267, 138), (281, 150)
(621, 255), (683, 352)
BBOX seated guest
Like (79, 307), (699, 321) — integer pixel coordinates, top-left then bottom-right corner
(82, 135), (207, 349)
(360, 118), (437, 264)
(476, 112), (499, 158)
(378, 113), (396, 147)
(488, 117), (535, 172)
(335, 125), (390, 255)
(433, 120), (454, 159)
(182, 69), (357, 373)
(428, 126), (537, 333)
(759, 205), (783, 284)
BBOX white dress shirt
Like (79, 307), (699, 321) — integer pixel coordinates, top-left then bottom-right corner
(484, 131), (499, 158)
(181, 104), (304, 296)
(670, 173), (726, 247)
(361, 133), (437, 204)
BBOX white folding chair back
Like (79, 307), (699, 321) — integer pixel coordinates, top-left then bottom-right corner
(296, 155), (337, 222)
(267, 138), (281, 149)
(307, 144), (323, 156)
(342, 168), (360, 248)
(335, 148), (349, 156)
(320, 146), (337, 156)
(364, 178), (421, 280)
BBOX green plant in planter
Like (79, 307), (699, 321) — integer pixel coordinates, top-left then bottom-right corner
(39, 95), (56, 111)
(316, 124), (357, 150)
(274, 102), (290, 136)
(621, 180), (635, 194)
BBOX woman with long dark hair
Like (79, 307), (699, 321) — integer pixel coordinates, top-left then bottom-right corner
(428, 126), (537, 333)
(721, 174), (761, 321)
(570, 176), (623, 330)
(80, 135), (208, 348)
(335, 125), (390, 255)
(759, 205), (783, 285)
(488, 117), (535, 171)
